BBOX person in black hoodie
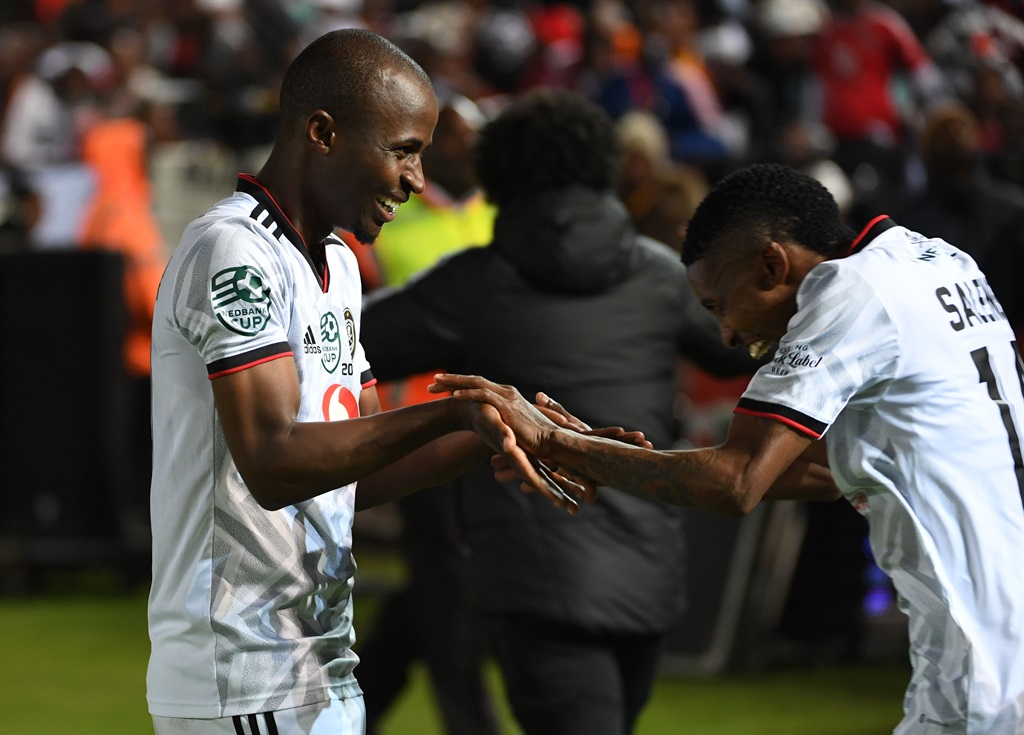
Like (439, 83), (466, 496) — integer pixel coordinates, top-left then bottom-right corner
(360, 88), (755, 735)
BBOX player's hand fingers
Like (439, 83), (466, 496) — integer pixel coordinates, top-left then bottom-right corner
(537, 461), (597, 505)
(440, 383), (552, 455)
(488, 447), (579, 514)
(584, 426), (654, 449)
(535, 392), (591, 432)
(491, 453), (518, 483)
(429, 373), (497, 394)
(509, 448), (579, 515)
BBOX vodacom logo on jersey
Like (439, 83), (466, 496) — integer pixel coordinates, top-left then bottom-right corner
(322, 384), (359, 421)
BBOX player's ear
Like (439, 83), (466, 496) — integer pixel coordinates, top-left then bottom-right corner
(306, 110), (336, 153)
(758, 241), (789, 290)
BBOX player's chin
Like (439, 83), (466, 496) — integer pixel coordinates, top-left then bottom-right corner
(349, 221), (380, 245)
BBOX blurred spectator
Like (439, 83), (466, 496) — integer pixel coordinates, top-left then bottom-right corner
(919, 0), (1024, 185)
(812, 0), (950, 223)
(774, 120), (855, 223)
(745, 0), (830, 161)
(78, 111), (168, 533)
(0, 22), (48, 121)
(584, 0), (730, 172)
(349, 94), (500, 735)
(472, 3), (538, 94)
(641, 0), (733, 165)
(361, 89), (756, 735)
(969, 62), (1024, 188)
(575, 0), (646, 105)
(54, 0), (152, 47)
(104, 26), (184, 141)
(923, 0), (1024, 103)
(891, 101), (1024, 336)
(521, 1), (587, 89)
(392, 2), (494, 117)
(1, 40), (112, 169)
(0, 39), (110, 248)
(615, 107), (708, 252)
(79, 115), (166, 377)
(692, 0), (759, 161)
(198, 0), (300, 151)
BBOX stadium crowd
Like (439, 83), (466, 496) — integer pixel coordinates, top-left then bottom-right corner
(1, 0), (1021, 314)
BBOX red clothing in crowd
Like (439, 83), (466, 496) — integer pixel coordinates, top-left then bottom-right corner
(814, 2), (931, 142)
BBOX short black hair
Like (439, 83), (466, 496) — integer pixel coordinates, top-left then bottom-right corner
(277, 29), (431, 138)
(475, 89), (619, 206)
(681, 163), (855, 266)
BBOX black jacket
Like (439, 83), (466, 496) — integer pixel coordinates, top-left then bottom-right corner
(361, 187), (754, 635)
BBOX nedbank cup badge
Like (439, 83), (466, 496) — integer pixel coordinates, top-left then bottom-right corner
(344, 308), (356, 358)
(320, 311), (342, 373)
(211, 265), (271, 336)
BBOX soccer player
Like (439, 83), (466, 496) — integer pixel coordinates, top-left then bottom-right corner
(145, 29), (578, 735)
(434, 163), (1024, 735)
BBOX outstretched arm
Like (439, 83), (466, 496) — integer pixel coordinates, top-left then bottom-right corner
(431, 373), (838, 515)
(353, 387), (578, 511)
(212, 358), (572, 512)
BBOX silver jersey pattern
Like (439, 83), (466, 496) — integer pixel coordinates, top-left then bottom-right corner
(147, 176), (372, 718)
(738, 221), (1024, 734)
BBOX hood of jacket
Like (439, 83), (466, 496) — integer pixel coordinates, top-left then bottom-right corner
(490, 186), (637, 294)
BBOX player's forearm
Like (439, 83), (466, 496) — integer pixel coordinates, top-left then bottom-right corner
(354, 431), (489, 510)
(541, 430), (761, 515)
(760, 439), (839, 501)
(238, 399), (467, 510)
(761, 458), (839, 501)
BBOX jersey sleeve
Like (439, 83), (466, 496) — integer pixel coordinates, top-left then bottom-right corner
(172, 218), (293, 378)
(736, 262), (901, 438)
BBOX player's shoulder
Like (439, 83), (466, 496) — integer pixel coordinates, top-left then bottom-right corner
(857, 226), (973, 274)
(183, 194), (281, 258)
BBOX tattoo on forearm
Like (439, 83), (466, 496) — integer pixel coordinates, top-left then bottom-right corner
(559, 433), (721, 507)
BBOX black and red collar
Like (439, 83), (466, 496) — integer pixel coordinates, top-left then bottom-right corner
(236, 174), (330, 291)
(847, 215), (897, 257)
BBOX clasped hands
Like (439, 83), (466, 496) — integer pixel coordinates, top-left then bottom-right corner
(429, 373), (652, 515)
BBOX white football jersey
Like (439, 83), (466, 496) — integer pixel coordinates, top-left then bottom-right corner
(147, 175), (374, 718)
(738, 218), (1024, 734)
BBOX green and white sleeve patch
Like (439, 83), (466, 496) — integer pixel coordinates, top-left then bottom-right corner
(211, 265), (272, 336)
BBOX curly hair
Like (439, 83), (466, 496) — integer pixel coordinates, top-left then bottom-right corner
(681, 163), (855, 266)
(277, 29), (431, 139)
(475, 89), (620, 206)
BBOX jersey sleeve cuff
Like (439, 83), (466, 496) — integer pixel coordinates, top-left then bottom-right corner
(207, 343), (293, 379)
(734, 398), (827, 439)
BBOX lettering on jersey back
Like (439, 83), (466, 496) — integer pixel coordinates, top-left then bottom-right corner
(935, 277), (1007, 332)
